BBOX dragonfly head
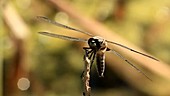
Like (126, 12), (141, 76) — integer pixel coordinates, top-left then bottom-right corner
(88, 36), (107, 51)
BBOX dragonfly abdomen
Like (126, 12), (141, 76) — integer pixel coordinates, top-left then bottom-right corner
(96, 51), (105, 77)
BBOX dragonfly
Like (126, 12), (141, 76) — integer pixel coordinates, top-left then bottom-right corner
(37, 16), (159, 81)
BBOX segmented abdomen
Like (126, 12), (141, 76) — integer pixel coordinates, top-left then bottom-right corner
(96, 51), (105, 77)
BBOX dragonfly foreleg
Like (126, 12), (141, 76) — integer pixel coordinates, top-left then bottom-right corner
(83, 47), (93, 58)
(90, 51), (96, 70)
(83, 47), (96, 70)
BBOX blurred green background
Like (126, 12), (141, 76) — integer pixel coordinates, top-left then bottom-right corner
(2, 0), (170, 96)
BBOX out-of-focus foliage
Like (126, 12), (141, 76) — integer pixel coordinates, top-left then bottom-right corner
(2, 0), (170, 96)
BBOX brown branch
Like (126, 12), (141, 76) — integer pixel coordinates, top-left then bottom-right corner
(3, 2), (30, 96)
(82, 50), (91, 96)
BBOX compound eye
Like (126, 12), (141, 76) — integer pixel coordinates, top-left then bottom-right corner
(89, 39), (97, 48)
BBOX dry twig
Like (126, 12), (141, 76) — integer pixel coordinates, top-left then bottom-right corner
(82, 50), (91, 96)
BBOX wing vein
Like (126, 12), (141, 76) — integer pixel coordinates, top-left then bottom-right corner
(37, 16), (94, 37)
(106, 40), (159, 61)
(39, 32), (87, 42)
(109, 49), (152, 81)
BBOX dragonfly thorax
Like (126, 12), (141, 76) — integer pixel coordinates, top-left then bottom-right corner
(88, 36), (107, 51)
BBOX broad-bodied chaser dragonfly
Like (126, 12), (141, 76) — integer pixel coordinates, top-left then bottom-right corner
(37, 16), (159, 81)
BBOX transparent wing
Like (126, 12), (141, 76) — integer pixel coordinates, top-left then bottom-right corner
(39, 32), (87, 42)
(106, 40), (159, 61)
(37, 16), (94, 37)
(109, 49), (152, 81)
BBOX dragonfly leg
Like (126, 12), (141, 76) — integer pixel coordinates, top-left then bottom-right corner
(81, 47), (95, 78)
(90, 51), (96, 70)
(83, 47), (93, 57)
